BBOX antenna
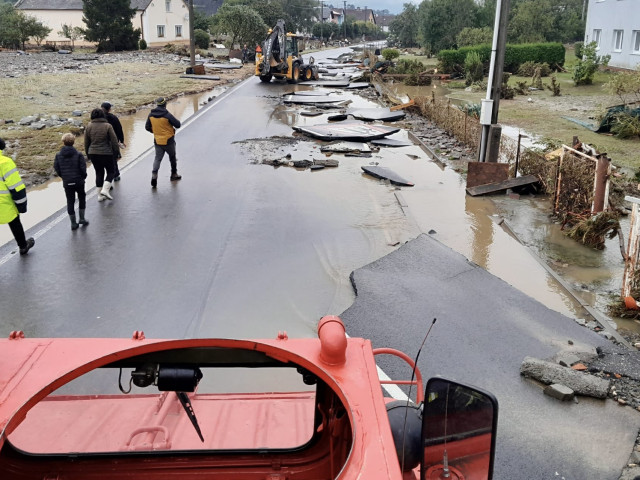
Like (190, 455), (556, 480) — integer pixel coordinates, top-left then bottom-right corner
(400, 318), (437, 473)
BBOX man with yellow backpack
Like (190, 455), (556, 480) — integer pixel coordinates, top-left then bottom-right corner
(144, 97), (182, 188)
(0, 138), (34, 255)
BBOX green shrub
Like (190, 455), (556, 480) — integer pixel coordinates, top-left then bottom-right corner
(389, 59), (426, 75)
(574, 41), (584, 59)
(464, 51), (484, 86)
(382, 48), (400, 61)
(194, 29), (210, 49)
(461, 103), (481, 118)
(139, 38), (147, 50)
(501, 72), (515, 99)
(573, 41), (610, 86)
(438, 43), (565, 74)
(518, 61), (551, 77)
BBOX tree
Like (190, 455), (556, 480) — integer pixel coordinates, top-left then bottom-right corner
(573, 41), (609, 86)
(508, 0), (554, 43)
(58, 24), (84, 50)
(456, 27), (493, 47)
(31, 22), (52, 47)
(192, 9), (212, 32)
(211, 4), (268, 49)
(418, 0), (479, 53)
(0, 4), (21, 49)
(389, 3), (419, 48)
(82, 0), (140, 52)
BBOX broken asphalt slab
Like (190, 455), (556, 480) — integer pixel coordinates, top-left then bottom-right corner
(371, 138), (413, 147)
(283, 95), (345, 104)
(320, 141), (371, 153)
(339, 233), (640, 479)
(347, 107), (406, 122)
(293, 121), (400, 141)
(361, 165), (414, 186)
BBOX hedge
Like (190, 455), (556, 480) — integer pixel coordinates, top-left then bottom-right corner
(438, 43), (565, 74)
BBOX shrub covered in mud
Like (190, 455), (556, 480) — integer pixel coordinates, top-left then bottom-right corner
(517, 61), (551, 77)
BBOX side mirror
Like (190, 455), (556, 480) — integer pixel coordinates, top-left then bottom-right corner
(422, 377), (498, 480)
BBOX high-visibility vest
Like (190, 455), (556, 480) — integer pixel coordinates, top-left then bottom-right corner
(0, 151), (26, 224)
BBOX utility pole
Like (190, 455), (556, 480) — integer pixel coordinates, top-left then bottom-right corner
(188, 0), (195, 68)
(343, 0), (347, 41)
(319, 0), (323, 44)
(477, 0), (510, 163)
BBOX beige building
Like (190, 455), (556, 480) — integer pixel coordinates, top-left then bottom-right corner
(14, 0), (191, 47)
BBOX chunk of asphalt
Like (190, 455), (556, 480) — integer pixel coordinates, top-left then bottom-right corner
(520, 356), (610, 398)
(557, 353), (581, 367)
(544, 383), (575, 401)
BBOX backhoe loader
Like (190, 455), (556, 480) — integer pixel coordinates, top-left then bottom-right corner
(255, 19), (319, 83)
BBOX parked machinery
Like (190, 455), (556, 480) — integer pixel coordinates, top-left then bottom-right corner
(255, 19), (318, 83)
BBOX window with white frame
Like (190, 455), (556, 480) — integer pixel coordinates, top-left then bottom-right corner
(613, 29), (624, 51)
(175, 25), (182, 37)
(593, 29), (601, 48)
(157, 25), (165, 38)
(166, 0), (171, 12)
(633, 31), (640, 53)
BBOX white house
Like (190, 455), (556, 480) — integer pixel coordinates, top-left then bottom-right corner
(584, 0), (640, 70)
(14, 0), (191, 47)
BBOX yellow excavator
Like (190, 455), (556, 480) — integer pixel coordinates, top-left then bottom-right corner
(255, 19), (319, 83)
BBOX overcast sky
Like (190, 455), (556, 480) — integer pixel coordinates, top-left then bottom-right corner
(349, 0), (418, 14)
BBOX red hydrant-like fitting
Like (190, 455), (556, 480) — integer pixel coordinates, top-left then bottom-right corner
(318, 316), (347, 366)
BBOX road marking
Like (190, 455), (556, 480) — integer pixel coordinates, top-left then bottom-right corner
(0, 77), (255, 267)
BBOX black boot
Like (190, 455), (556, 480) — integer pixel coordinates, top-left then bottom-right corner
(151, 172), (158, 188)
(69, 214), (79, 230)
(170, 171), (182, 181)
(19, 237), (35, 255)
(78, 209), (89, 226)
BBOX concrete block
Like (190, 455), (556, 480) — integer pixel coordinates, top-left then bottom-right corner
(544, 383), (575, 401)
(520, 356), (610, 398)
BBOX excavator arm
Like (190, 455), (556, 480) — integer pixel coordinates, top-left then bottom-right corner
(260, 19), (287, 77)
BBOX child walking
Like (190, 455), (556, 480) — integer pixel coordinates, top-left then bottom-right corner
(54, 133), (89, 230)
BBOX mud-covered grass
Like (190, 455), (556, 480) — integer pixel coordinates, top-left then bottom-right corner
(1, 59), (253, 183)
(446, 73), (640, 171)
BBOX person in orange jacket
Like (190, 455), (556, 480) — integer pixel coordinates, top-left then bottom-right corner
(144, 97), (182, 188)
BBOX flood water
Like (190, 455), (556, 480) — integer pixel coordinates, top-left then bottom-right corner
(388, 80), (634, 332)
(2, 75), (632, 334)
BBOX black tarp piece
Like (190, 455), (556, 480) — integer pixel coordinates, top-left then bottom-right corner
(348, 108), (406, 122)
(361, 165), (414, 186)
(293, 122), (400, 141)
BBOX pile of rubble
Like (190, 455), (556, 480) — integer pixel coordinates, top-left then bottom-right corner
(0, 50), (189, 79)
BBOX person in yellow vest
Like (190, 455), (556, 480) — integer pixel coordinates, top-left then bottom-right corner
(144, 97), (182, 188)
(0, 138), (34, 255)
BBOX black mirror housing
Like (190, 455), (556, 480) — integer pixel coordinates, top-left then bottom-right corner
(421, 377), (498, 480)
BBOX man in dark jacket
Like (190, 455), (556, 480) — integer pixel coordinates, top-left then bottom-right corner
(54, 133), (89, 230)
(101, 102), (126, 182)
(144, 97), (182, 188)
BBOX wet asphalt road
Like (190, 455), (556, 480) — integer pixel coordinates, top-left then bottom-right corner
(2, 46), (639, 479)
(0, 47), (413, 340)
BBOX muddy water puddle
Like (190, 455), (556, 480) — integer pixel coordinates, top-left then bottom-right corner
(0, 86), (230, 248)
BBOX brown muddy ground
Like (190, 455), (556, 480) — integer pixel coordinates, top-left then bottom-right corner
(0, 49), (254, 186)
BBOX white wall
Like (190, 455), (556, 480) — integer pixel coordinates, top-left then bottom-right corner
(143, 0), (191, 46)
(585, 0), (640, 70)
(19, 1), (191, 47)
(17, 9), (85, 44)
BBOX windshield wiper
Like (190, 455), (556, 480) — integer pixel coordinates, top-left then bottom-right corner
(176, 391), (204, 442)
